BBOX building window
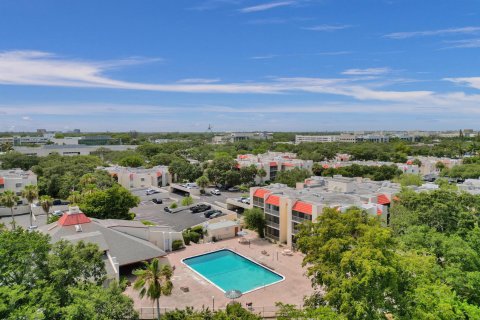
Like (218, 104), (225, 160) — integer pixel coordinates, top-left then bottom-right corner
(0, 184), (4, 189)
(15, 183), (22, 188)
(141, 178), (145, 181)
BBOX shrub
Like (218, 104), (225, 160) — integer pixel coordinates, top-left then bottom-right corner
(191, 226), (204, 238)
(141, 220), (156, 226)
(47, 215), (60, 224)
(170, 202), (178, 209)
(182, 232), (191, 245)
(181, 196), (194, 206)
(172, 239), (184, 251)
(128, 212), (136, 220)
(189, 231), (201, 243)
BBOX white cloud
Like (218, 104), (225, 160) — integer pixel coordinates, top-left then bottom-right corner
(342, 67), (391, 76)
(303, 24), (351, 32)
(239, 1), (295, 13)
(176, 78), (221, 83)
(384, 26), (480, 39)
(444, 38), (480, 48)
(21, 116), (31, 120)
(444, 77), (480, 90)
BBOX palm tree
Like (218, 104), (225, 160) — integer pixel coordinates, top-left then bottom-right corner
(257, 168), (267, 185)
(195, 175), (209, 194)
(40, 195), (53, 222)
(133, 259), (173, 320)
(21, 185), (38, 227)
(67, 191), (83, 205)
(1, 190), (20, 229)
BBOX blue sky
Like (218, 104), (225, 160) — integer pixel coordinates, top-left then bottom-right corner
(1, 0), (480, 132)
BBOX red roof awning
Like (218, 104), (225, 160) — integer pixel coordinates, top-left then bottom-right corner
(269, 161), (277, 166)
(292, 201), (312, 215)
(377, 194), (390, 205)
(265, 195), (280, 206)
(253, 188), (270, 198)
(58, 212), (91, 226)
(377, 208), (383, 215)
(283, 163), (295, 167)
(0, 177), (4, 185)
(322, 164), (329, 169)
(156, 171), (162, 177)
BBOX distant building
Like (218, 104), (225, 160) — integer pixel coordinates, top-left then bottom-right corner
(13, 144), (137, 156)
(78, 135), (113, 145)
(36, 129), (47, 134)
(318, 159), (420, 175)
(249, 176), (401, 247)
(73, 129), (81, 133)
(39, 206), (183, 281)
(101, 165), (170, 189)
(295, 133), (417, 144)
(212, 132), (273, 144)
(236, 152), (313, 183)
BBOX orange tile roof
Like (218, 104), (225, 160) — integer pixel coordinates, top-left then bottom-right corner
(253, 188), (270, 198)
(283, 163), (295, 167)
(269, 161), (278, 166)
(0, 177), (4, 185)
(58, 212), (91, 226)
(292, 201), (312, 215)
(377, 194), (390, 205)
(266, 195), (280, 206)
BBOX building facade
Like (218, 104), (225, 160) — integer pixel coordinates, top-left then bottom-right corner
(250, 176), (401, 248)
(236, 152), (313, 184)
(101, 165), (170, 189)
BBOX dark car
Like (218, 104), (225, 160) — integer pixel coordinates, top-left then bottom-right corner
(164, 207), (172, 213)
(190, 204), (212, 213)
(152, 198), (163, 204)
(204, 209), (222, 218)
(228, 187), (240, 192)
(53, 199), (62, 206)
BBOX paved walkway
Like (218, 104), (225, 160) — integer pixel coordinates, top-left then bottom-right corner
(125, 234), (314, 314)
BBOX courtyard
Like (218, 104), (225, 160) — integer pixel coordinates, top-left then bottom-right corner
(125, 233), (314, 318)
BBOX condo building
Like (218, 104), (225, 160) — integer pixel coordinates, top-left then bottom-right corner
(250, 176), (401, 248)
(101, 165), (170, 189)
(236, 152), (313, 183)
(0, 169), (37, 198)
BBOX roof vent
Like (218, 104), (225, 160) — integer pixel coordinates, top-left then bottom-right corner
(75, 224), (83, 232)
(68, 206), (81, 215)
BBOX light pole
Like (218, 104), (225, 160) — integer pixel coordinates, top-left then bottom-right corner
(212, 296), (215, 311)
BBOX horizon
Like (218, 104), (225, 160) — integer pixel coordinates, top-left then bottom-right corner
(1, 0), (480, 131)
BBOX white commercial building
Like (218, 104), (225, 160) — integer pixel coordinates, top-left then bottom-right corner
(101, 165), (170, 189)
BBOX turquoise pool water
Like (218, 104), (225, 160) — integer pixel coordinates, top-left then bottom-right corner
(183, 249), (284, 293)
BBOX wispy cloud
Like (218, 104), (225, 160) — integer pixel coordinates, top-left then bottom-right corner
(189, 0), (242, 11)
(250, 54), (279, 60)
(444, 38), (480, 48)
(342, 67), (391, 76)
(239, 1), (295, 13)
(249, 51), (350, 60)
(384, 26), (480, 39)
(445, 77), (480, 90)
(177, 78), (221, 83)
(303, 24), (351, 32)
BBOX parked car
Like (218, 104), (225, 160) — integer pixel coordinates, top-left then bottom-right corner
(52, 199), (62, 206)
(53, 210), (63, 217)
(190, 204), (212, 213)
(152, 198), (163, 204)
(27, 225), (38, 232)
(204, 209), (222, 218)
(240, 197), (250, 204)
(164, 207), (172, 213)
(210, 189), (221, 195)
(145, 189), (160, 195)
(228, 186), (240, 192)
(209, 211), (224, 219)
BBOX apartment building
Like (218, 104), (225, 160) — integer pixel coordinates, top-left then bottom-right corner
(408, 156), (462, 175)
(236, 152), (313, 183)
(250, 176), (401, 248)
(101, 165), (170, 189)
(14, 145), (137, 156)
(0, 169), (37, 198)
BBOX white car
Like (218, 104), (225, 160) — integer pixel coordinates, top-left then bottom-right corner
(241, 197), (250, 204)
(53, 210), (63, 217)
(210, 189), (221, 195)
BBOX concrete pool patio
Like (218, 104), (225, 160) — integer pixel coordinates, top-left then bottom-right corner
(125, 233), (314, 317)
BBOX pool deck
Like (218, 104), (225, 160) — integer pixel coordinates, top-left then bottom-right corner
(125, 233), (315, 313)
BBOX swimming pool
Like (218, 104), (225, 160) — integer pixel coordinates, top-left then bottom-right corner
(182, 249), (284, 294)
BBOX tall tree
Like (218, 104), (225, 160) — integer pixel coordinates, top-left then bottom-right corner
(243, 207), (266, 238)
(195, 175), (209, 194)
(40, 195), (54, 222)
(257, 168), (267, 184)
(0, 190), (20, 229)
(21, 184), (38, 227)
(133, 259), (173, 320)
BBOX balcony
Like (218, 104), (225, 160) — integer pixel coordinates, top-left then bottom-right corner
(266, 232), (279, 241)
(253, 199), (264, 207)
(266, 220), (280, 229)
(291, 215), (311, 223)
(265, 209), (280, 217)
